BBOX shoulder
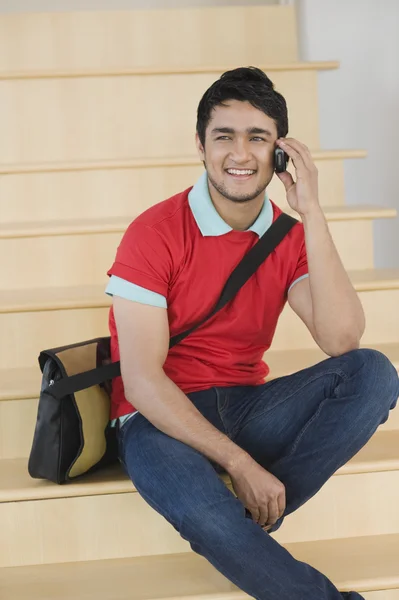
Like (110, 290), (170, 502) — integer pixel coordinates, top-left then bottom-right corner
(127, 187), (193, 241)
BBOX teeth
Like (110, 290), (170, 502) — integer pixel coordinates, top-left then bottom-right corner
(227, 169), (255, 176)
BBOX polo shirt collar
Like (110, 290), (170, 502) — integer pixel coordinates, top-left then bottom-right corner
(188, 171), (273, 238)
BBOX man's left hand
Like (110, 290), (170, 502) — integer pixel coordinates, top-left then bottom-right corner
(276, 138), (320, 217)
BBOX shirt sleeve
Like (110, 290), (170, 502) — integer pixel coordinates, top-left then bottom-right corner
(287, 227), (309, 294)
(107, 222), (172, 298)
(105, 275), (167, 307)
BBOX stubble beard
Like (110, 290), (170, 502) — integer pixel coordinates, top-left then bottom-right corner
(207, 170), (269, 205)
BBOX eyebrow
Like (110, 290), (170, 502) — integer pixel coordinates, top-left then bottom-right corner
(211, 127), (273, 137)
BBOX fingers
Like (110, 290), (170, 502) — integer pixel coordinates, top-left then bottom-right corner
(256, 499), (280, 529)
(276, 169), (295, 192)
(266, 498), (280, 527)
(248, 506), (261, 524)
(277, 138), (315, 172)
(277, 487), (286, 518)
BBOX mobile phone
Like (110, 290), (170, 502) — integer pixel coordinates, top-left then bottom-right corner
(274, 147), (289, 173)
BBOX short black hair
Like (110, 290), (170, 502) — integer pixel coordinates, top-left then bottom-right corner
(196, 66), (288, 147)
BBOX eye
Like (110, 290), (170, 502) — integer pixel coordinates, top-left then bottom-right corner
(216, 136), (231, 141)
(251, 137), (266, 142)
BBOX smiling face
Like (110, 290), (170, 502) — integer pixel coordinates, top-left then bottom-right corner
(196, 100), (278, 205)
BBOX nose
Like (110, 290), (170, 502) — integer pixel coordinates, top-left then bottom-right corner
(229, 139), (252, 164)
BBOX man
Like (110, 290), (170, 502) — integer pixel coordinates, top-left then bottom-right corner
(106, 67), (398, 599)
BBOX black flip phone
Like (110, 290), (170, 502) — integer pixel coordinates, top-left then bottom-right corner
(274, 147), (289, 173)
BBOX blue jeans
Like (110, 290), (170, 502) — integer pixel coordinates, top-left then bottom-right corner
(118, 348), (399, 599)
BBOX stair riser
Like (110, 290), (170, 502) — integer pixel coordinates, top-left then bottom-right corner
(0, 159), (347, 224)
(0, 219), (374, 291)
(1, 469), (398, 567)
(0, 6), (298, 73)
(1, 287), (397, 369)
(364, 592), (399, 599)
(273, 288), (399, 351)
(2, 390), (398, 461)
(1, 70), (319, 164)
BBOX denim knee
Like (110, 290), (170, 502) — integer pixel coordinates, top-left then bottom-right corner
(349, 348), (398, 413)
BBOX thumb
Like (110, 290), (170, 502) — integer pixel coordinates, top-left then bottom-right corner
(277, 170), (295, 192)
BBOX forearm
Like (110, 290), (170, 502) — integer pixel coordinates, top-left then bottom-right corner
(302, 207), (366, 353)
(125, 372), (251, 473)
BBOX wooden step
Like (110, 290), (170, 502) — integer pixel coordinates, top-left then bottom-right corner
(3, 430), (399, 504)
(2, 205), (394, 240)
(1, 432), (399, 566)
(1, 66), (332, 164)
(0, 150), (367, 224)
(1, 269), (399, 370)
(1, 341), (397, 462)
(1, 534), (399, 597)
(0, 6), (300, 73)
(1, 462), (399, 566)
(2, 61), (340, 81)
(0, 207), (396, 292)
(274, 286), (399, 350)
(1, 341), (398, 401)
(1, 268), (397, 314)
(0, 150), (366, 175)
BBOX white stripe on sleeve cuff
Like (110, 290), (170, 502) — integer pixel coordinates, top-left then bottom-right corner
(105, 275), (167, 308)
(288, 273), (309, 294)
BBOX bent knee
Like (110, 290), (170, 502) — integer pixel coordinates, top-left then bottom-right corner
(348, 348), (398, 416)
(356, 349), (397, 390)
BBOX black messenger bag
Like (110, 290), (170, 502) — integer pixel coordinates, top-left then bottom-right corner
(28, 213), (297, 484)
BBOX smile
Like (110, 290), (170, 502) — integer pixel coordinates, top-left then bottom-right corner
(226, 169), (257, 177)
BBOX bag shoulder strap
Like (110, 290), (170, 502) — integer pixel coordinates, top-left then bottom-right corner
(49, 212), (298, 398)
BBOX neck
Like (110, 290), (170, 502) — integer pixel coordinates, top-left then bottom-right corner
(207, 178), (266, 231)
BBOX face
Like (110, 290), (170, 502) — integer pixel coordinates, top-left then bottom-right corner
(196, 100), (278, 205)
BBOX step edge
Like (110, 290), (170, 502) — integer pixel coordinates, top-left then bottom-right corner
(2, 445), (399, 504)
(1, 535), (399, 596)
(1, 342), (399, 400)
(0, 61), (339, 81)
(1, 206), (396, 240)
(2, 270), (399, 314)
(0, 149), (365, 175)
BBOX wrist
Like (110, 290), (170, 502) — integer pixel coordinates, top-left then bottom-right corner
(224, 449), (253, 475)
(300, 203), (325, 225)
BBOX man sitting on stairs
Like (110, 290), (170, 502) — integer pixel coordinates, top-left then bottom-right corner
(105, 67), (399, 600)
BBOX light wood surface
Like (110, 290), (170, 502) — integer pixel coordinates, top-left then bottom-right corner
(364, 592), (399, 599)
(0, 341), (398, 460)
(1, 61), (339, 81)
(0, 151), (368, 224)
(1, 468), (399, 566)
(274, 287), (399, 350)
(0, 285), (398, 369)
(0, 69), (322, 163)
(2, 205), (393, 239)
(1, 430), (398, 505)
(0, 6), (299, 72)
(1, 208), (396, 291)
(0, 150), (367, 175)
(0, 398), (38, 460)
(1, 533), (399, 593)
(1, 268), (398, 314)
(2, 341), (399, 400)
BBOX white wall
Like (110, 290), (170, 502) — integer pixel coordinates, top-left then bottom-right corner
(0, 0), (277, 12)
(297, 0), (399, 268)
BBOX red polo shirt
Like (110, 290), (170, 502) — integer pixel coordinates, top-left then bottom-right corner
(106, 178), (308, 420)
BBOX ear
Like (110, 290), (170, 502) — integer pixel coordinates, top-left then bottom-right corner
(195, 132), (205, 161)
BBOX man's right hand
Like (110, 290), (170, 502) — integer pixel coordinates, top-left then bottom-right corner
(227, 454), (286, 529)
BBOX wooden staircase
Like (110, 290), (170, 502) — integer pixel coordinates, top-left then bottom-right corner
(0, 5), (398, 599)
